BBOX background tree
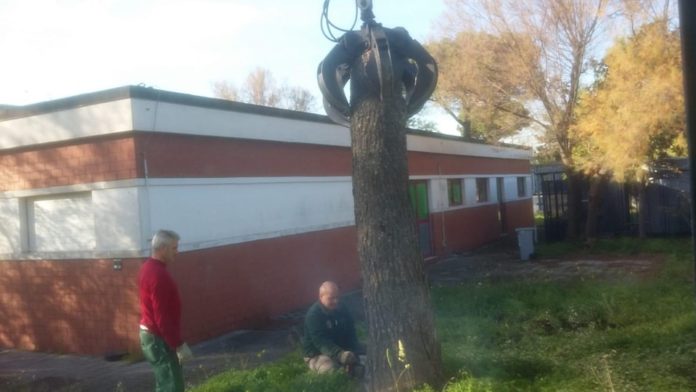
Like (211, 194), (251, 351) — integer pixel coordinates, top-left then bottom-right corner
(432, 0), (612, 238)
(571, 18), (685, 237)
(426, 31), (532, 142)
(213, 67), (316, 112)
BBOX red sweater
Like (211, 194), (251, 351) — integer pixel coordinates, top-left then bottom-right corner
(138, 258), (182, 350)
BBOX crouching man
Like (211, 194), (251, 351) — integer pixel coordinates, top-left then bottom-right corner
(302, 281), (364, 376)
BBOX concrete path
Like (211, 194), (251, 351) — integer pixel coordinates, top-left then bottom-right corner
(0, 327), (299, 392)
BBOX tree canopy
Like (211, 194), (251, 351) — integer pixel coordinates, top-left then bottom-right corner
(430, 0), (610, 156)
(571, 19), (685, 182)
(426, 31), (533, 142)
(213, 67), (316, 112)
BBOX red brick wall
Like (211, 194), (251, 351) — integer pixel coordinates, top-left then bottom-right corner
(0, 258), (141, 355)
(504, 199), (535, 234)
(430, 204), (502, 255)
(0, 136), (139, 191)
(0, 226), (359, 355)
(173, 225), (359, 344)
(429, 199), (534, 256)
(0, 132), (530, 191)
(132, 132), (531, 178)
(134, 133), (353, 178)
(408, 151), (531, 176)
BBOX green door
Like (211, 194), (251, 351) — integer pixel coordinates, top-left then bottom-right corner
(408, 180), (433, 256)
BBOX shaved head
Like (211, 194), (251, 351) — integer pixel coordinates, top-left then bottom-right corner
(319, 281), (340, 310)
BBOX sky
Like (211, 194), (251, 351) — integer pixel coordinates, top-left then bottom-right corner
(1, 0), (460, 132)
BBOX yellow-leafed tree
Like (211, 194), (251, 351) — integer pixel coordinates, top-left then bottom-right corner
(572, 19), (685, 237)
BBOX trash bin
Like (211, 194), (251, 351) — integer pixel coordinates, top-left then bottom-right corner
(515, 227), (535, 261)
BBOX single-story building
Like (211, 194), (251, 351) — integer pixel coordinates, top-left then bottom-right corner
(0, 86), (533, 355)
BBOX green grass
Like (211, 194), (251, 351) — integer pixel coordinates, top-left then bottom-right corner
(534, 211), (544, 226)
(189, 351), (358, 392)
(428, 237), (696, 391)
(191, 237), (696, 391)
(535, 236), (692, 259)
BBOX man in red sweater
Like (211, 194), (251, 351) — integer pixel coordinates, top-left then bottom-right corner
(139, 229), (192, 392)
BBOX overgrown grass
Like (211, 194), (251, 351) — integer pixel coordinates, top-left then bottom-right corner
(535, 236), (692, 259)
(427, 237), (696, 391)
(189, 351), (358, 392)
(191, 238), (696, 391)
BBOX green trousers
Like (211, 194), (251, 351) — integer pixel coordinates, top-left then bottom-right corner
(140, 330), (184, 392)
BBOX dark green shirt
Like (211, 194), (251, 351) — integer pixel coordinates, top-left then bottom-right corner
(302, 301), (359, 358)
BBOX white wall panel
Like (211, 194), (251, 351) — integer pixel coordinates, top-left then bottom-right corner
(146, 179), (355, 250)
(131, 100), (351, 147)
(429, 179), (447, 212)
(504, 177), (518, 201)
(0, 99), (133, 149)
(463, 178), (477, 206)
(0, 198), (23, 254)
(93, 188), (143, 253)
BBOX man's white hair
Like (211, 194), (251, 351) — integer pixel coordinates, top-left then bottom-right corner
(151, 229), (180, 251)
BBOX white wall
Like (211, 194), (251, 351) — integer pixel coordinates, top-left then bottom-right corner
(424, 175), (533, 213)
(0, 198), (24, 254)
(130, 99), (532, 161)
(131, 99), (351, 148)
(93, 187), (144, 253)
(0, 99), (133, 149)
(144, 177), (355, 251)
(0, 174), (532, 260)
(0, 183), (145, 259)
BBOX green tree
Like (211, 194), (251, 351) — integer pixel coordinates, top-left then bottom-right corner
(426, 31), (532, 142)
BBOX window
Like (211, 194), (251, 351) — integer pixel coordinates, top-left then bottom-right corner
(476, 178), (489, 203)
(517, 177), (527, 198)
(447, 179), (463, 206)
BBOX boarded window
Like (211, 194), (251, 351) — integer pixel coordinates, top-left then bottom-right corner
(448, 179), (463, 206)
(476, 178), (489, 203)
(28, 192), (95, 252)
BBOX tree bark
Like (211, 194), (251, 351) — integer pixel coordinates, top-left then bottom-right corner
(565, 170), (584, 240)
(638, 181), (648, 239)
(350, 67), (443, 391)
(585, 175), (606, 241)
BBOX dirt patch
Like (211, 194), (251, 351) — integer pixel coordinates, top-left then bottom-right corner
(428, 250), (666, 286)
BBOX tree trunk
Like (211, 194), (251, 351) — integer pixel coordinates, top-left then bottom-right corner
(350, 71), (443, 391)
(565, 170), (584, 240)
(585, 175), (606, 241)
(638, 181), (648, 238)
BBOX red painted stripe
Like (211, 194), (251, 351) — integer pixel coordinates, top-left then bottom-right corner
(0, 132), (531, 191)
(0, 135), (138, 191)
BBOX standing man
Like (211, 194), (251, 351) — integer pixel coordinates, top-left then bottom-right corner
(302, 281), (362, 375)
(139, 229), (193, 392)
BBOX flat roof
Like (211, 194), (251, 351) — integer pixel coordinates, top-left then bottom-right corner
(0, 85), (529, 151)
